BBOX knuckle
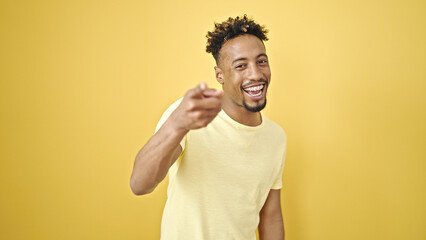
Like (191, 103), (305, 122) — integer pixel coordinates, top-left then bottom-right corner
(194, 111), (203, 120)
(187, 101), (196, 111)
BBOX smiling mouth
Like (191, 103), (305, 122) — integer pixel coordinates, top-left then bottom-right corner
(242, 83), (265, 97)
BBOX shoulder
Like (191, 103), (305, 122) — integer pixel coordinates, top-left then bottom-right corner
(159, 98), (183, 119)
(164, 98), (183, 113)
(155, 98), (183, 132)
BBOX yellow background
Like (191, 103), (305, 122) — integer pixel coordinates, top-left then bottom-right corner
(1, 0), (425, 239)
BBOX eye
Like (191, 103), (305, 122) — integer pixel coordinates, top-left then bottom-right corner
(258, 59), (268, 64)
(236, 64), (246, 69)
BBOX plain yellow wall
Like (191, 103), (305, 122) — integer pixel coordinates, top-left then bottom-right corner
(1, 0), (425, 239)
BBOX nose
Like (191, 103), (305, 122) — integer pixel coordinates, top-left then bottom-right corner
(247, 63), (263, 81)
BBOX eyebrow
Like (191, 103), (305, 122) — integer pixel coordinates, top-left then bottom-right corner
(231, 53), (268, 65)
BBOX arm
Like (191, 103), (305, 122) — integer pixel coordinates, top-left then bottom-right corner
(130, 118), (186, 195)
(258, 189), (285, 240)
(130, 82), (223, 195)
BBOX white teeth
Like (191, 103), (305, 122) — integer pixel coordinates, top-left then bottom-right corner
(249, 91), (262, 97)
(243, 84), (264, 91)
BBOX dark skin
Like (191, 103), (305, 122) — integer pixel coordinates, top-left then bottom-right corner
(130, 83), (223, 195)
(215, 34), (284, 239)
(130, 34), (284, 239)
(214, 34), (271, 126)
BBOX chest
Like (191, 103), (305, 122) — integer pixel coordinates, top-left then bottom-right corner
(178, 125), (283, 190)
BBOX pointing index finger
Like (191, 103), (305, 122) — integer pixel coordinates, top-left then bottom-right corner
(190, 82), (207, 98)
(203, 88), (224, 98)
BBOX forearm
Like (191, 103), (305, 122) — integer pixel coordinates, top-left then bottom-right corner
(130, 117), (187, 195)
(130, 82), (222, 195)
(258, 216), (285, 240)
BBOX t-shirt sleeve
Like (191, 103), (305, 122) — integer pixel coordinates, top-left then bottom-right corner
(154, 98), (186, 150)
(271, 134), (287, 190)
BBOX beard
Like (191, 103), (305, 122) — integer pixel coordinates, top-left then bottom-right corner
(240, 79), (268, 112)
(243, 98), (267, 112)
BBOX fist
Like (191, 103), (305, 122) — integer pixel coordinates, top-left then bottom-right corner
(171, 82), (223, 130)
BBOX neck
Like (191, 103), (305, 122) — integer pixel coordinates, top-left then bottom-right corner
(221, 98), (262, 127)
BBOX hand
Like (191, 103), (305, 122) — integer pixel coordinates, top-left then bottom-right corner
(170, 82), (223, 131)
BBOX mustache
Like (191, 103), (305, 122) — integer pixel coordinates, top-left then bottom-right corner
(241, 79), (268, 89)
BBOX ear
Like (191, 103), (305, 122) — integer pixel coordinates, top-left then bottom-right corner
(214, 66), (224, 85)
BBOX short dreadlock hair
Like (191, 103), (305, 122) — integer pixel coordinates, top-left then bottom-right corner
(206, 15), (269, 64)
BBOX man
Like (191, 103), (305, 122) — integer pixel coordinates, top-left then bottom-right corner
(130, 15), (287, 240)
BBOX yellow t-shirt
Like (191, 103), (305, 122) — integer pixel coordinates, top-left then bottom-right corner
(155, 99), (287, 240)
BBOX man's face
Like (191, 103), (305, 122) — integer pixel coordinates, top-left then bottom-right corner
(215, 34), (271, 113)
